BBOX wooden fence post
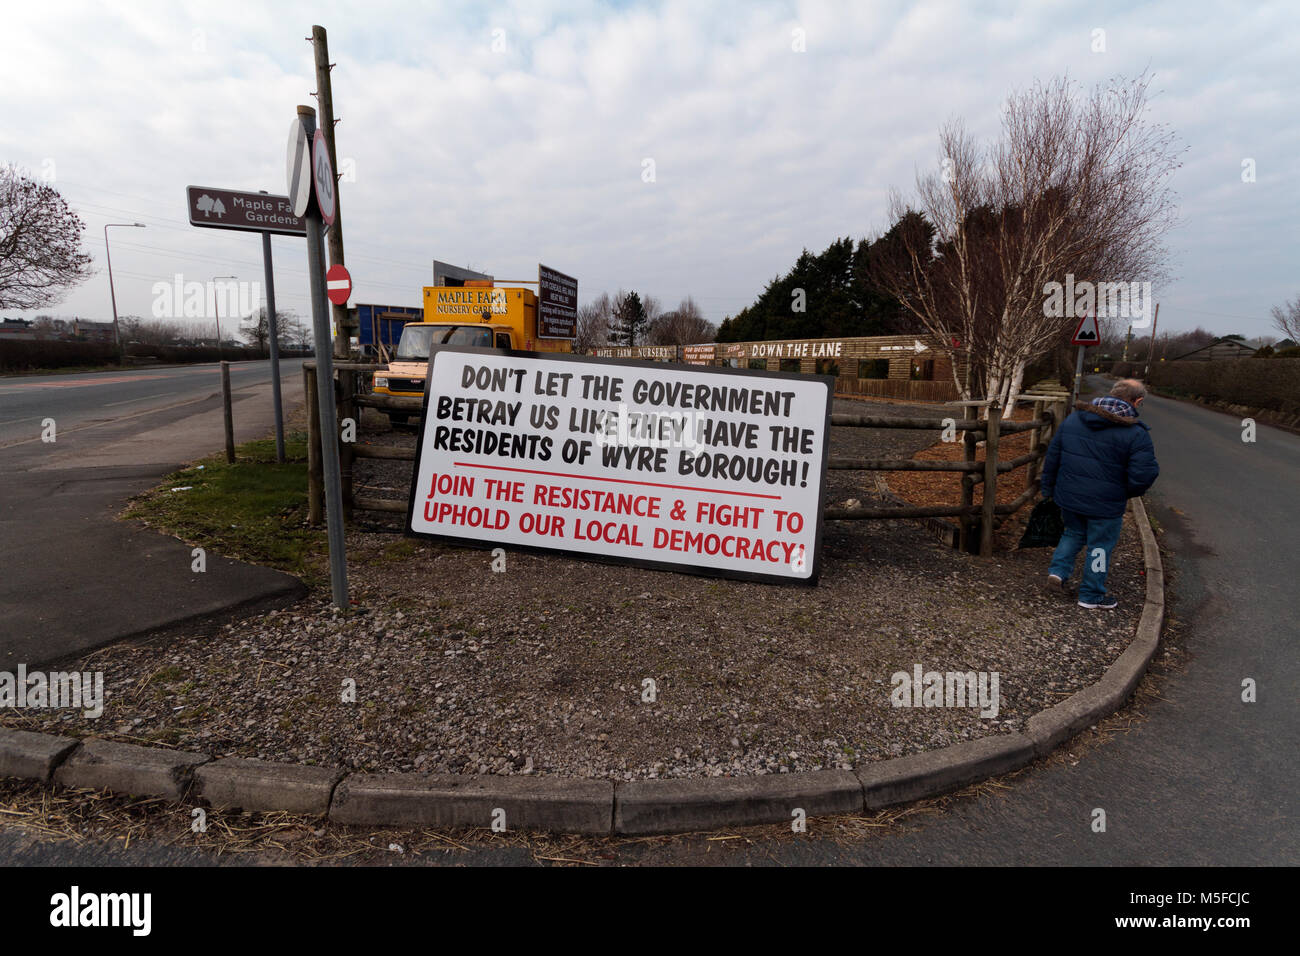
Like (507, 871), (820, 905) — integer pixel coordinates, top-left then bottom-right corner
(338, 369), (355, 522)
(305, 364), (324, 525)
(959, 404), (977, 552)
(220, 360), (235, 464)
(1025, 399), (1045, 493)
(979, 401), (1002, 557)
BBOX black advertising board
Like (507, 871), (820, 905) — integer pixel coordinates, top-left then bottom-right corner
(537, 264), (578, 339)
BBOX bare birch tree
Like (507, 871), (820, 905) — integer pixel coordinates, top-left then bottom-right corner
(874, 73), (1182, 411)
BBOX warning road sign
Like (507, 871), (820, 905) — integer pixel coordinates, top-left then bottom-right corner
(1071, 314), (1100, 346)
(326, 263), (352, 305)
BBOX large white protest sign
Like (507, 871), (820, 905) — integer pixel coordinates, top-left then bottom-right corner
(406, 348), (833, 583)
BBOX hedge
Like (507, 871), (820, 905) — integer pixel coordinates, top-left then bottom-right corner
(0, 339), (320, 372)
(0, 339), (118, 371)
(1150, 358), (1300, 416)
(125, 343), (265, 364)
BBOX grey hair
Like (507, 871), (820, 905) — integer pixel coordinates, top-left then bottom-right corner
(1110, 378), (1147, 403)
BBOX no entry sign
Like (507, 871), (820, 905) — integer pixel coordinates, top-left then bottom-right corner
(326, 264), (352, 305)
(405, 349), (833, 584)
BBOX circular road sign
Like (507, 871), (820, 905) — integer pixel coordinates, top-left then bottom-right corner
(326, 263), (352, 306)
(312, 129), (336, 225)
(286, 117), (313, 218)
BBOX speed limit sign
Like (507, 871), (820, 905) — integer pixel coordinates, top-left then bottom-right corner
(312, 129), (336, 225)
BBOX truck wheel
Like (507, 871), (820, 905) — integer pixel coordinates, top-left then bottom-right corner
(388, 412), (410, 425)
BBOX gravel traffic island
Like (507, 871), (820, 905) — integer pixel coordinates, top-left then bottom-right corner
(3, 507), (1148, 782)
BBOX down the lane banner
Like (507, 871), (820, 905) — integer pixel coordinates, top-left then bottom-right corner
(405, 348), (833, 584)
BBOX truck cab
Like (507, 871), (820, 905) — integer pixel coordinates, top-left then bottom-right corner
(372, 284), (571, 423)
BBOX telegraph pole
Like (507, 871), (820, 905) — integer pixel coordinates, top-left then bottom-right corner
(1143, 303), (1160, 380)
(311, 25), (353, 359)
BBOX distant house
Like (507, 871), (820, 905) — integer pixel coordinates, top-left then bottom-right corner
(71, 319), (117, 344)
(1169, 337), (1259, 361)
(0, 318), (36, 340)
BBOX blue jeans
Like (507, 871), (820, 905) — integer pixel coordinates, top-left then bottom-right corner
(1048, 507), (1123, 603)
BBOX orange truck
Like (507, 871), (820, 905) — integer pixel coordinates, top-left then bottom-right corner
(372, 283), (573, 424)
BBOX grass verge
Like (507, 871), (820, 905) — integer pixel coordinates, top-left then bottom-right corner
(123, 430), (327, 587)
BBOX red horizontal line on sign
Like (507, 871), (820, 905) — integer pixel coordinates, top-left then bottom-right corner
(452, 462), (784, 500)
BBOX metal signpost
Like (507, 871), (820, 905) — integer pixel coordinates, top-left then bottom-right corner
(185, 184), (304, 462)
(1070, 313), (1100, 408)
(259, 192), (285, 463)
(290, 104), (349, 609)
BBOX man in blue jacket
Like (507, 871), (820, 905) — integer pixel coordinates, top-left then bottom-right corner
(1039, 379), (1159, 609)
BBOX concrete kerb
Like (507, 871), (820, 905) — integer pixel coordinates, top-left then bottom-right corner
(0, 728), (79, 782)
(331, 772), (613, 834)
(614, 770), (863, 836)
(0, 496), (1166, 835)
(53, 738), (210, 801)
(196, 757), (344, 816)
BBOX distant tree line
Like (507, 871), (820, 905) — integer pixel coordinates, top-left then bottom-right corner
(716, 231), (915, 343)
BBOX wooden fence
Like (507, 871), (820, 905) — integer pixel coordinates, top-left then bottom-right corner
(304, 363), (1066, 556)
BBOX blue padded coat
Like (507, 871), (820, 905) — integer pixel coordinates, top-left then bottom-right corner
(1039, 400), (1159, 518)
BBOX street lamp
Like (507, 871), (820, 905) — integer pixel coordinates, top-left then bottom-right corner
(104, 222), (145, 353)
(212, 275), (237, 357)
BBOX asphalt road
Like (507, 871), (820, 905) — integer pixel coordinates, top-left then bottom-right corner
(0, 360), (307, 666)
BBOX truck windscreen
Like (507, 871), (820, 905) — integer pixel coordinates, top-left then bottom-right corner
(395, 325), (493, 359)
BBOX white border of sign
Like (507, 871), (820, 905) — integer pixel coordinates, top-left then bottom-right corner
(405, 348), (833, 584)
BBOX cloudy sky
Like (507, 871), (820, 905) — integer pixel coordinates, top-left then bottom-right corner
(2, 0), (1296, 337)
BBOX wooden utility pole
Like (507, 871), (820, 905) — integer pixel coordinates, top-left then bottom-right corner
(1142, 303), (1160, 381)
(312, 25), (352, 360)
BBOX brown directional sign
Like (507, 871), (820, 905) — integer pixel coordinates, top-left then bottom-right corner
(185, 186), (307, 237)
(537, 264), (578, 339)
